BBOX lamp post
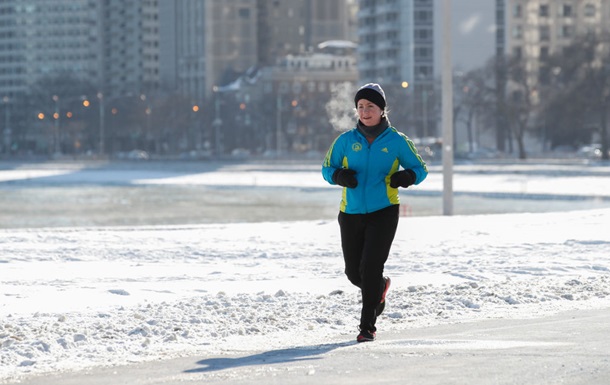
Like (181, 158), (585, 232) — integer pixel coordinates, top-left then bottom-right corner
(2, 96), (10, 155)
(139, 94), (152, 151)
(52, 95), (60, 154)
(441, 0), (454, 216)
(422, 88), (429, 138)
(602, 63), (610, 161)
(97, 92), (105, 156)
(212, 86), (223, 157)
(276, 92), (282, 158)
(192, 104), (202, 151)
(401, 82), (410, 132)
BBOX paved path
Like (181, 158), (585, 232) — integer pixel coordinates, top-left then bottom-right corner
(13, 308), (610, 385)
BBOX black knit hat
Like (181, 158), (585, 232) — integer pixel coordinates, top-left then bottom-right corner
(354, 83), (386, 110)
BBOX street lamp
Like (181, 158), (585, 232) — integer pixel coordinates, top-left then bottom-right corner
(441, 0), (454, 216)
(401, 82), (410, 132)
(2, 96), (10, 155)
(52, 95), (60, 154)
(601, 63), (610, 161)
(97, 92), (105, 156)
(212, 86), (223, 157)
(140, 94), (152, 149)
(276, 92), (282, 158)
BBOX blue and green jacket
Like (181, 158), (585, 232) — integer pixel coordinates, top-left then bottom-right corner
(322, 126), (428, 214)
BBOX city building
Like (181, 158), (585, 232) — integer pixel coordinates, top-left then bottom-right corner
(217, 40), (359, 155)
(357, 0), (435, 138)
(505, 0), (610, 80)
(258, 0), (353, 61)
(0, 0), (103, 98)
(159, 0), (258, 102)
(102, 0), (160, 98)
(501, 0), (610, 152)
(0, 0), (159, 99)
(159, 0), (353, 100)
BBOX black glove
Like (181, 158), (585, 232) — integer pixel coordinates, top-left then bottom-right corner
(390, 169), (416, 188)
(332, 168), (358, 188)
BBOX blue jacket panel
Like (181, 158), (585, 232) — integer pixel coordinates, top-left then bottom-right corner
(322, 126), (428, 214)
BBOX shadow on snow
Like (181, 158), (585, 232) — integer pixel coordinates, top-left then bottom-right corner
(184, 341), (355, 373)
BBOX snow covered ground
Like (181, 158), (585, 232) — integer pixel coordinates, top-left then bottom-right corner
(1, 160), (610, 383)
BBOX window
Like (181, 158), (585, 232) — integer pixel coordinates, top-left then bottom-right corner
(415, 47), (432, 59)
(561, 4), (573, 17)
(539, 66), (550, 84)
(539, 25), (550, 41)
(512, 25), (523, 39)
(415, 10), (431, 22)
(416, 66), (431, 78)
(513, 46), (522, 59)
(513, 4), (522, 18)
(540, 46), (549, 59)
(584, 4), (595, 17)
(559, 25), (574, 38)
(238, 7), (250, 19)
(539, 4), (549, 17)
(414, 28), (431, 40)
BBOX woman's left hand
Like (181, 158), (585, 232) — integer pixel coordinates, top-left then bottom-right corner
(390, 169), (416, 188)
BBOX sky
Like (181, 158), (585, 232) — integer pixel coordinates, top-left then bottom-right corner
(1, 161), (610, 383)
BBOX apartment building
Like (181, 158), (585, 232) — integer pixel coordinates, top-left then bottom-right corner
(159, 0), (353, 100)
(506, 0), (610, 82)
(357, 0), (435, 138)
(0, 0), (159, 99)
(101, 0), (159, 97)
(0, 0), (103, 98)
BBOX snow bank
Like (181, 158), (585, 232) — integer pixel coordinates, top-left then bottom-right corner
(1, 209), (610, 382)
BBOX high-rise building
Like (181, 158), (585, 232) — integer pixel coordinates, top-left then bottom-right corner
(357, 0), (434, 84)
(0, 0), (354, 100)
(505, 0), (610, 83)
(160, 0), (260, 101)
(497, 0), (610, 152)
(0, 0), (103, 98)
(159, 0), (353, 100)
(0, 0), (160, 99)
(357, 0), (435, 138)
(101, 0), (160, 97)
(258, 0), (352, 60)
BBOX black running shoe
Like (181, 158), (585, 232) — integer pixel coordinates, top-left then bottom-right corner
(376, 276), (391, 316)
(357, 329), (376, 343)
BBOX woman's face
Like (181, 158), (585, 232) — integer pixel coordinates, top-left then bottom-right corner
(356, 99), (383, 127)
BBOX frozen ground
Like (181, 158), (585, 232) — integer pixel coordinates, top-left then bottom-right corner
(1, 160), (610, 383)
(1, 160), (610, 228)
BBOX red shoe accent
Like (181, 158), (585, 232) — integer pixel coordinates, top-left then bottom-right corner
(357, 330), (376, 342)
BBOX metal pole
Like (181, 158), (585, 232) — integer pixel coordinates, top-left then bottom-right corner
(53, 95), (60, 154)
(98, 92), (105, 156)
(422, 89), (428, 138)
(276, 93), (282, 158)
(213, 90), (222, 157)
(442, 0), (454, 216)
(2, 96), (9, 154)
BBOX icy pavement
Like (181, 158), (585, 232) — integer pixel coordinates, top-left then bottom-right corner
(12, 308), (610, 385)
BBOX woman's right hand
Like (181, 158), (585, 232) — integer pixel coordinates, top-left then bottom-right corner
(332, 168), (358, 188)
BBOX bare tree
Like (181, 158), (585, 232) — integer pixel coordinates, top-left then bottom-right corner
(540, 32), (610, 159)
(453, 65), (497, 154)
(504, 55), (543, 160)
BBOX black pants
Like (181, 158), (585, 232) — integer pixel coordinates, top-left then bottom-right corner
(338, 204), (399, 332)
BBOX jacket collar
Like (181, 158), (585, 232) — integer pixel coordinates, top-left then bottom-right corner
(356, 117), (390, 140)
